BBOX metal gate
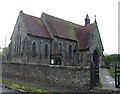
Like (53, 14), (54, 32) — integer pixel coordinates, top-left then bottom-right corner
(90, 50), (100, 89)
(115, 62), (120, 88)
(90, 62), (99, 89)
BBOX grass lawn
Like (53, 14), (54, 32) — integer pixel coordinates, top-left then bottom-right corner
(2, 80), (52, 93)
(107, 67), (115, 79)
(96, 78), (102, 88)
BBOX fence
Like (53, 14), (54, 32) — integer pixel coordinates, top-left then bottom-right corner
(115, 62), (120, 88)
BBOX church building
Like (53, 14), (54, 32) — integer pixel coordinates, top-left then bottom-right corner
(7, 10), (104, 67)
(2, 10), (106, 89)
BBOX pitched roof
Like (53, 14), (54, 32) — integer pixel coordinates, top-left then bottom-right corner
(22, 11), (95, 50)
(22, 13), (51, 38)
(75, 24), (94, 50)
(41, 13), (81, 41)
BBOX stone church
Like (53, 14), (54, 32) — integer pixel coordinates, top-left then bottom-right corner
(7, 10), (104, 66)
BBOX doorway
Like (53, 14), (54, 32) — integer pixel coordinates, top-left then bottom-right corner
(90, 49), (100, 89)
(93, 50), (99, 85)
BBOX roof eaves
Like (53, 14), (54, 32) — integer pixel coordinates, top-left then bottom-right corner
(55, 35), (77, 42)
(27, 33), (52, 40)
(73, 47), (89, 52)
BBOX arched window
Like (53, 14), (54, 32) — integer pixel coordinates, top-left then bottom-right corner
(14, 39), (17, 55)
(45, 44), (48, 58)
(18, 37), (21, 54)
(93, 50), (99, 66)
(58, 42), (62, 56)
(14, 36), (21, 55)
(80, 54), (83, 62)
(32, 42), (36, 58)
(68, 44), (72, 58)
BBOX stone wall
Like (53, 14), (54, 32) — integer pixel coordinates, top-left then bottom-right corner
(10, 11), (29, 63)
(2, 62), (90, 90)
(22, 35), (51, 64)
(74, 50), (91, 66)
(89, 23), (104, 64)
(54, 37), (77, 66)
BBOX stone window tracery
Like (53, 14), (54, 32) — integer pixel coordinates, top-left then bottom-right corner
(45, 44), (48, 58)
(32, 42), (36, 58)
(14, 36), (21, 56)
(58, 42), (62, 56)
(68, 44), (72, 58)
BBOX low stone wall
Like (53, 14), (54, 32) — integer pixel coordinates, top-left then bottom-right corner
(2, 62), (90, 90)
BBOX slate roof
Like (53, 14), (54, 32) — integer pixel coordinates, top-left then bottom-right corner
(22, 13), (51, 38)
(21, 11), (95, 50)
(75, 24), (94, 50)
(41, 13), (80, 41)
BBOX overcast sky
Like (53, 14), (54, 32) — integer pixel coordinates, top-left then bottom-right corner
(0, 0), (119, 54)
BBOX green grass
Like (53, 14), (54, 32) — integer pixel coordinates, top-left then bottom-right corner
(98, 78), (102, 88)
(2, 80), (66, 94)
(96, 78), (102, 88)
(107, 67), (115, 79)
(2, 80), (51, 93)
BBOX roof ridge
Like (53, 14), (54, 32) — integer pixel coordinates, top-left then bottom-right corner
(42, 12), (82, 26)
(21, 12), (51, 39)
(75, 23), (94, 29)
(22, 12), (41, 20)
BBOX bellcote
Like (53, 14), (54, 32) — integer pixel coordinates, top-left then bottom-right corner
(85, 14), (90, 25)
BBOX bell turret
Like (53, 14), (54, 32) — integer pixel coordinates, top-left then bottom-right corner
(85, 14), (90, 25)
